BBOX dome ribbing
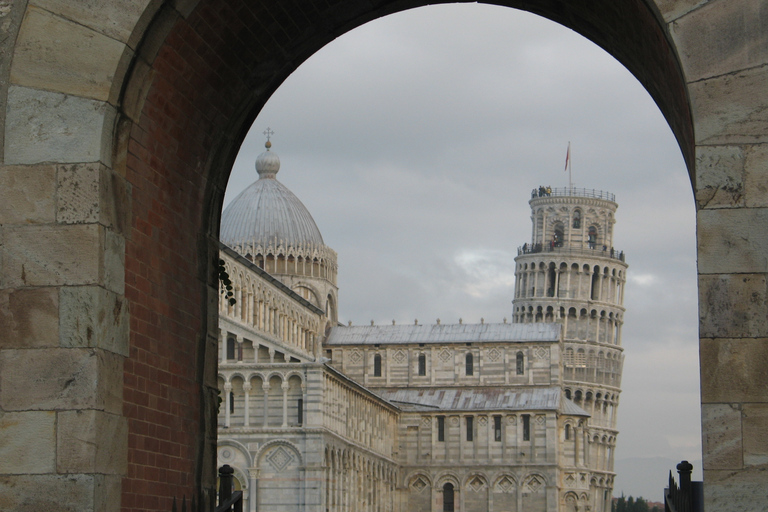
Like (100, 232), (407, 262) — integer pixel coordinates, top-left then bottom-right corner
(221, 143), (325, 249)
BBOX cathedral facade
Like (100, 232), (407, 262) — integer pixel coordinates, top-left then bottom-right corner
(216, 141), (626, 512)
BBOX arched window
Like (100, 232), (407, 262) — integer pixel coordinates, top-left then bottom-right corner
(465, 353), (474, 376)
(588, 226), (598, 249)
(573, 209), (581, 229)
(418, 353), (426, 376)
(443, 483), (455, 512)
(516, 352), (524, 375)
(553, 222), (564, 247)
(373, 353), (382, 377)
(565, 423), (571, 440)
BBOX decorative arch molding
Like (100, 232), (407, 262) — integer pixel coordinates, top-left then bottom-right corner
(217, 439), (253, 468)
(226, 371), (248, 383)
(245, 371), (268, 382)
(255, 439), (304, 468)
(435, 471), (462, 489)
(464, 473), (490, 492)
(521, 472), (549, 486)
(283, 370), (306, 385)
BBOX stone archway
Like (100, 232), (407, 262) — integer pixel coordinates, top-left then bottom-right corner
(1, 2), (766, 511)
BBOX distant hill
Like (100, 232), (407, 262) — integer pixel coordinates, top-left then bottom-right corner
(613, 457), (703, 502)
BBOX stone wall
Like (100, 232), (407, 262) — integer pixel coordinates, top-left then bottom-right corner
(1, 1), (767, 511)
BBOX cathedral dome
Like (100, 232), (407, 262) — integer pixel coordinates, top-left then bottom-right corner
(221, 142), (325, 249)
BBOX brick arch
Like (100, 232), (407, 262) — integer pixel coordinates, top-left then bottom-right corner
(2, 1), (766, 512)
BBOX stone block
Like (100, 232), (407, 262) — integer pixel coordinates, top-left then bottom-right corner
(11, 6), (127, 101)
(697, 209), (768, 273)
(743, 143), (768, 207)
(742, 404), (768, 466)
(0, 287), (59, 348)
(0, 164), (56, 223)
(700, 338), (768, 403)
(122, 53), (155, 123)
(104, 229), (126, 295)
(655, 0), (709, 23)
(0, 474), (106, 512)
(57, 410), (128, 474)
(694, 145), (745, 209)
(701, 403), (743, 470)
(4, 85), (116, 165)
(57, 163), (102, 224)
(2, 224), (101, 287)
(94, 474), (122, 512)
(0, 348), (123, 414)
(30, 0), (152, 44)
(704, 466), (768, 512)
(60, 286), (129, 356)
(699, 275), (768, 338)
(689, 65), (768, 145)
(0, 411), (56, 474)
(670, 0), (768, 81)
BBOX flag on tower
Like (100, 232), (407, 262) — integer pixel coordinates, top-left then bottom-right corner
(564, 142), (571, 172)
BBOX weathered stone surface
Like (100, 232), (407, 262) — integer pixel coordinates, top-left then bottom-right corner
(0, 411), (56, 473)
(122, 58), (154, 123)
(0, 287), (58, 348)
(0, 164), (56, 223)
(704, 466), (768, 512)
(689, 64), (768, 145)
(697, 144), (768, 209)
(0, 348), (123, 413)
(671, 0), (768, 81)
(30, 0), (152, 44)
(701, 403), (743, 470)
(57, 410), (128, 474)
(104, 229), (125, 295)
(4, 85), (116, 165)
(2, 224), (101, 287)
(655, 0), (710, 22)
(0, 0), (27, 163)
(94, 474), (122, 512)
(743, 143), (768, 208)
(742, 404), (768, 466)
(700, 338), (768, 403)
(697, 209), (768, 273)
(60, 286), (129, 356)
(57, 162), (101, 224)
(695, 145), (744, 209)
(11, 6), (127, 101)
(0, 474), (102, 512)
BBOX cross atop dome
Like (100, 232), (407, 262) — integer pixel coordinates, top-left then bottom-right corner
(263, 127), (274, 149)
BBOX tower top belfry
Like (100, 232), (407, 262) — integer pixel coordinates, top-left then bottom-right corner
(525, 186), (623, 257)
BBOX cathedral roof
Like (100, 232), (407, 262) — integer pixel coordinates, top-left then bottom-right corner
(220, 139), (325, 250)
(376, 387), (589, 416)
(325, 322), (560, 345)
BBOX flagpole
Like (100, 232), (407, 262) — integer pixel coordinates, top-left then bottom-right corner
(564, 142), (572, 192)
(569, 142), (572, 192)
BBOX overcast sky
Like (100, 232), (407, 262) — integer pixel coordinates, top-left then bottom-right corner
(223, 4), (701, 500)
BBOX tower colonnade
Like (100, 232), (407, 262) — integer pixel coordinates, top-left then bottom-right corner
(513, 187), (628, 495)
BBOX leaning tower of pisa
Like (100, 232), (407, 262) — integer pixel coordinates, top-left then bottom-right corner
(513, 186), (628, 499)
